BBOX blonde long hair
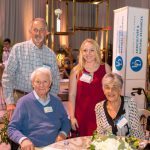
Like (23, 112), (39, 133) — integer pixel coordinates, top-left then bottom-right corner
(75, 38), (101, 76)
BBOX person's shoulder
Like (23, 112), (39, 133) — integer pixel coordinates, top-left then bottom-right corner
(124, 96), (131, 101)
(43, 45), (56, 54)
(71, 66), (76, 74)
(71, 65), (79, 75)
(49, 94), (66, 108)
(16, 40), (30, 46)
(69, 66), (79, 81)
(124, 96), (134, 102)
(95, 100), (105, 110)
(50, 94), (61, 103)
(16, 92), (34, 106)
(123, 96), (137, 107)
(104, 63), (111, 73)
(12, 40), (30, 49)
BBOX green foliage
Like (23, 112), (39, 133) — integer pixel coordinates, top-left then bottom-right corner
(0, 114), (10, 144)
(89, 144), (95, 150)
(91, 130), (99, 141)
(125, 136), (140, 149)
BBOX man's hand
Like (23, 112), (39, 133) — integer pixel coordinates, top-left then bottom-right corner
(7, 104), (16, 121)
(70, 117), (79, 130)
(55, 133), (66, 142)
(20, 139), (35, 150)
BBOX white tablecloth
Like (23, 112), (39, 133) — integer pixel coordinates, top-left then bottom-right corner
(35, 136), (92, 150)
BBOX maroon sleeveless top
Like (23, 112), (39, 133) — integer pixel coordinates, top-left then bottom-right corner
(75, 64), (106, 136)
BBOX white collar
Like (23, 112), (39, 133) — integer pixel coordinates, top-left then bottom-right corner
(33, 90), (50, 106)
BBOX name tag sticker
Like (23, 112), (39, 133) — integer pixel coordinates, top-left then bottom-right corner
(116, 115), (128, 128)
(80, 73), (92, 83)
(44, 106), (53, 113)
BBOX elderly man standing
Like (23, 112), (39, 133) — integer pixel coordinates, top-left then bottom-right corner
(2, 18), (60, 120)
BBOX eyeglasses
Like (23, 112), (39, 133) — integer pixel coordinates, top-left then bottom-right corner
(34, 80), (50, 86)
(32, 28), (46, 33)
(104, 85), (119, 91)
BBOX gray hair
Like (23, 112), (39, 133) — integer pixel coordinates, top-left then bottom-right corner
(29, 18), (48, 32)
(102, 72), (123, 89)
(30, 67), (52, 82)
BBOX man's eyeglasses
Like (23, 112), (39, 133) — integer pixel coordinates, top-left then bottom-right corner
(33, 28), (46, 33)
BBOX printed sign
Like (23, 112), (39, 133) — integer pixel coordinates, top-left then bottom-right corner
(113, 6), (149, 108)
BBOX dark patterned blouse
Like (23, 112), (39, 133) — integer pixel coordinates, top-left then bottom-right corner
(95, 96), (144, 139)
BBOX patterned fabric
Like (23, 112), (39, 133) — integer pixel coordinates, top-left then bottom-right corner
(0, 86), (6, 111)
(2, 40), (60, 104)
(95, 96), (145, 139)
(0, 86), (6, 122)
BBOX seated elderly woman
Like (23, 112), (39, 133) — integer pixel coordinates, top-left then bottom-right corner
(95, 72), (144, 139)
(7, 67), (71, 149)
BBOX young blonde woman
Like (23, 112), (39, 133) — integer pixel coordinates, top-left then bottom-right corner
(68, 38), (111, 136)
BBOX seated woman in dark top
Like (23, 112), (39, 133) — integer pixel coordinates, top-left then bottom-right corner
(95, 72), (144, 139)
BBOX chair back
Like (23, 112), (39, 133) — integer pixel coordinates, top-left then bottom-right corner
(138, 109), (150, 132)
(146, 116), (150, 131)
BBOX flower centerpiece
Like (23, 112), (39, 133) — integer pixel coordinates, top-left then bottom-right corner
(90, 131), (140, 150)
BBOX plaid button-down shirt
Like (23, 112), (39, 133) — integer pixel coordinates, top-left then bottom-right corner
(2, 40), (60, 104)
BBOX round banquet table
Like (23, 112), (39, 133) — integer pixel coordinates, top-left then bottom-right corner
(34, 136), (150, 150)
(35, 136), (92, 150)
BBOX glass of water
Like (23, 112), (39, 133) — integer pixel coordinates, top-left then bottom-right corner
(64, 140), (69, 150)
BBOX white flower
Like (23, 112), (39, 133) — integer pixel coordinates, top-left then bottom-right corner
(91, 137), (133, 150)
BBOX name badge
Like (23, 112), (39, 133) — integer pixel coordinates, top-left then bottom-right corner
(44, 106), (53, 113)
(116, 115), (128, 128)
(80, 73), (93, 83)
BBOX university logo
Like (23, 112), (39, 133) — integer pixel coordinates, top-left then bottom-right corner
(130, 56), (142, 72)
(115, 56), (123, 71)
